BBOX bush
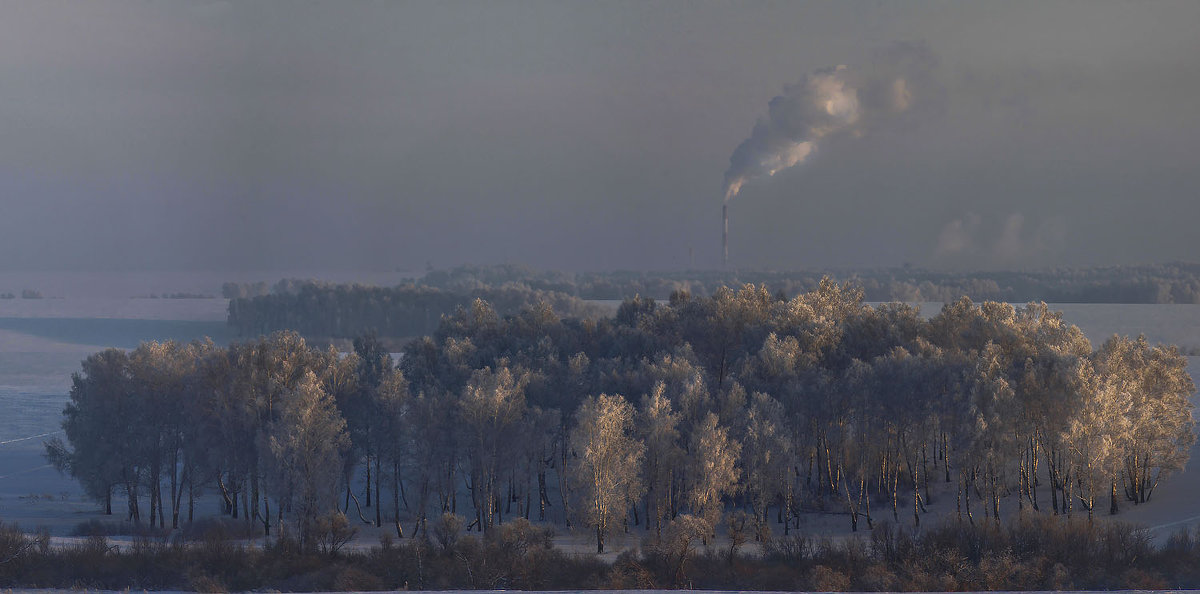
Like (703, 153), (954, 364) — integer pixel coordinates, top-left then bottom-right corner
(433, 512), (465, 554)
(495, 517), (553, 557)
(188, 571), (228, 593)
(642, 514), (710, 587)
(312, 512), (358, 556)
(807, 564), (851, 591)
(608, 549), (656, 589)
(762, 531), (814, 565)
(0, 521), (35, 577)
(1, 513), (1199, 590)
(333, 564), (384, 591)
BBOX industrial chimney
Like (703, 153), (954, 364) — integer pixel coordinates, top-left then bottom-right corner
(722, 204), (729, 267)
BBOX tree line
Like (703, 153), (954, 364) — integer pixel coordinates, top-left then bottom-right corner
(52, 281), (1195, 554)
(223, 263), (1200, 346)
(225, 280), (603, 340)
(414, 261), (1200, 303)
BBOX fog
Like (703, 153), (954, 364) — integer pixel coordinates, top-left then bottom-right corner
(1, 1), (1198, 272)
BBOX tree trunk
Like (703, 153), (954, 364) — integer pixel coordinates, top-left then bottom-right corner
(1064, 465), (1072, 518)
(215, 476), (229, 515)
(375, 456), (383, 527)
(1018, 453), (1026, 512)
(843, 477), (857, 532)
(263, 496), (271, 536)
(149, 468), (159, 528)
(170, 450), (180, 528)
(348, 489), (370, 523)
(126, 477), (141, 523)
(891, 464), (900, 522)
(1048, 449), (1060, 514)
(1031, 434), (1040, 510)
(922, 442), (931, 503)
(558, 436), (572, 528)
(956, 474), (962, 522)
(963, 471), (973, 525)
(365, 455), (373, 508)
(943, 432), (951, 483)
(538, 469), (549, 522)
(990, 471), (1000, 523)
(862, 477), (873, 530)
(913, 466), (921, 527)
(393, 462), (404, 538)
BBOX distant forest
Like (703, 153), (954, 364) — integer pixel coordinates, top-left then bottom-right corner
(52, 282), (1195, 559)
(225, 280), (604, 340)
(223, 263), (1200, 341)
(415, 262), (1200, 304)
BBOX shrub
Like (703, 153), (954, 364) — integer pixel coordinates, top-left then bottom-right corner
(312, 512), (358, 556)
(433, 512), (465, 554)
(725, 510), (751, 563)
(608, 549), (656, 589)
(333, 564), (384, 591)
(642, 514), (710, 587)
(762, 531), (814, 565)
(188, 571), (228, 593)
(807, 564), (851, 591)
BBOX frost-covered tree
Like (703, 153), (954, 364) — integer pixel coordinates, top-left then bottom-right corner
(740, 392), (792, 533)
(1094, 336), (1195, 508)
(686, 412), (741, 531)
(46, 349), (133, 518)
(570, 393), (644, 553)
(1064, 365), (1127, 521)
(459, 364), (527, 533)
(374, 366), (410, 537)
(639, 383), (683, 537)
(259, 369), (350, 548)
(126, 340), (200, 529)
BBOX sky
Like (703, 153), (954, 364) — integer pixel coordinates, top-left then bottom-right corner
(1, 0), (1198, 273)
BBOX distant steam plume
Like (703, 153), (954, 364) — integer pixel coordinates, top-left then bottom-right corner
(723, 41), (938, 201)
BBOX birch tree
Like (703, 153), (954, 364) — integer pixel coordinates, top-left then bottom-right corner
(686, 412), (741, 531)
(459, 364), (527, 533)
(260, 369), (351, 549)
(570, 393), (645, 553)
(639, 382), (683, 537)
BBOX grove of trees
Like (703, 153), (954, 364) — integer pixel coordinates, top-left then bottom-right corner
(52, 281), (1195, 556)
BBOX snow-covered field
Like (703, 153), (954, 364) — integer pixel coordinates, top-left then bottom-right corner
(2, 283), (1200, 556)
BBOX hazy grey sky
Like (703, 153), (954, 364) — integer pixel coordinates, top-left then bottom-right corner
(2, 1), (1198, 272)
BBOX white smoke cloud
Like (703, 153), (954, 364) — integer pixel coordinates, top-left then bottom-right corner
(723, 41), (939, 202)
(936, 212), (982, 257)
(994, 213), (1026, 260)
(935, 212), (1067, 267)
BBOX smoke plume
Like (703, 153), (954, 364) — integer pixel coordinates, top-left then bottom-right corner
(723, 41), (938, 201)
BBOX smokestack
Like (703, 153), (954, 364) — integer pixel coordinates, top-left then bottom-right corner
(722, 204), (729, 267)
